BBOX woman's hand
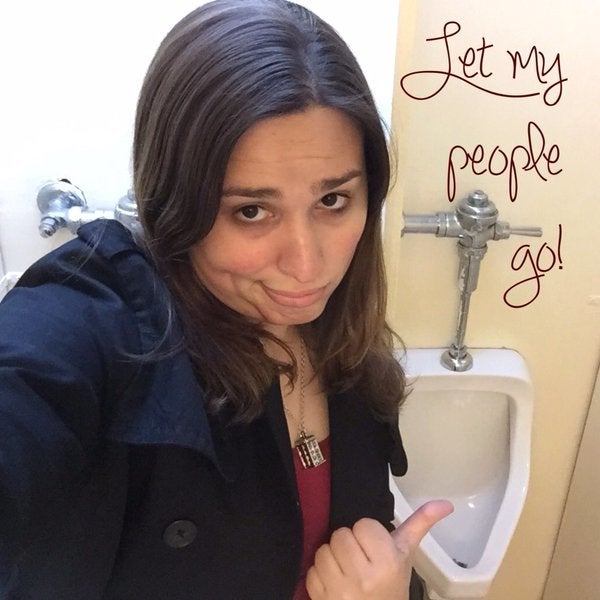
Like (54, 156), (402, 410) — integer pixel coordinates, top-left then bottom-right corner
(305, 500), (453, 600)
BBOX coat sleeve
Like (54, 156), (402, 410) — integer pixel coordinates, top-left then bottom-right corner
(0, 252), (139, 590)
(387, 420), (408, 477)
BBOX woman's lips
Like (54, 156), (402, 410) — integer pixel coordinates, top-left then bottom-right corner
(263, 285), (326, 308)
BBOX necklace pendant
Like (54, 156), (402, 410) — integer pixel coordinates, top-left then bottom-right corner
(295, 431), (326, 469)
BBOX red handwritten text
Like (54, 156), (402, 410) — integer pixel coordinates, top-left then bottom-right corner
(447, 121), (562, 202)
(400, 21), (567, 106)
(503, 224), (563, 308)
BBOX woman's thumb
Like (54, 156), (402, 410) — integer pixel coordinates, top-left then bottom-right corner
(391, 500), (454, 552)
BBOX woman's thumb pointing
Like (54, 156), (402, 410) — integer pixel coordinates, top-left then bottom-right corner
(391, 499), (454, 552)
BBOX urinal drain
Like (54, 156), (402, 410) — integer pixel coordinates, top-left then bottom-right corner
(452, 558), (468, 568)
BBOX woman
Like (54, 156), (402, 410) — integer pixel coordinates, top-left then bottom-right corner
(0, 1), (451, 598)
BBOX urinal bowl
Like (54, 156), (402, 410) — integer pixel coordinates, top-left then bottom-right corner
(389, 348), (533, 600)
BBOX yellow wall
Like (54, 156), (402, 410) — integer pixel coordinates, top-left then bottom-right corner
(544, 364), (600, 599)
(386, 1), (600, 598)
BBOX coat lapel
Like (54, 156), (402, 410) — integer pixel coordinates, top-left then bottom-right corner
(263, 379), (300, 502)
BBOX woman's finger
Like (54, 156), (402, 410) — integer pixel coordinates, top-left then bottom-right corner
(328, 526), (370, 574)
(350, 517), (399, 565)
(391, 499), (454, 553)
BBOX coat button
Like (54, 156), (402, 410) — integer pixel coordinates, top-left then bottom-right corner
(163, 520), (198, 548)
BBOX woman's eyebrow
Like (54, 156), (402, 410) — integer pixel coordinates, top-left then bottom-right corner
(312, 169), (364, 193)
(222, 169), (364, 200)
(221, 186), (279, 199)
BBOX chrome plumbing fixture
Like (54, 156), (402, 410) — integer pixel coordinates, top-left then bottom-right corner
(36, 179), (141, 238)
(402, 190), (542, 371)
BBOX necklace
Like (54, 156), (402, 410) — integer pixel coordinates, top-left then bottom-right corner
(285, 339), (327, 469)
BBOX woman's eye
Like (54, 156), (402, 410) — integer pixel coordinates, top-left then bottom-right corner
(320, 193), (347, 209)
(236, 205), (266, 221)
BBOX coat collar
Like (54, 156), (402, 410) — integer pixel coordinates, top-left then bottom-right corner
(77, 221), (222, 475)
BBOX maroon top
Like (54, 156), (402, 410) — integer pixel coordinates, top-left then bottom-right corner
(292, 437), (331, 600)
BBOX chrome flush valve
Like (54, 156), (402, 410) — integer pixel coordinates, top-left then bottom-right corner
(402, 190), (542, 371)
(37, 179), (88, 237)
(36, 179), (140, 238)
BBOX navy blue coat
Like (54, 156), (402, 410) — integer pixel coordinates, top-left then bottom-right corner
(0, 220), (410, 599)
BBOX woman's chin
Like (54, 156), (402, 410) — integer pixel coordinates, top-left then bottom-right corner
(259, 305), (326, 333)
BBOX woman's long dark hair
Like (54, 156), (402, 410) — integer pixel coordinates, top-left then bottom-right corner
(133, 0), (405, 422)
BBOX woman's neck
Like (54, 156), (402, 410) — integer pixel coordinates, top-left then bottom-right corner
(261, 325), (302, 361)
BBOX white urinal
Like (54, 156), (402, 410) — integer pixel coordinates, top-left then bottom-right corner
(389, 348), (533, 600)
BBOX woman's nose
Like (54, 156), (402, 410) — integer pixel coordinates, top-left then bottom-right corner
(277, 219), (323, 283)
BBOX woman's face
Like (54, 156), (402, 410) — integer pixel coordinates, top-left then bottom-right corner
(191, 106), (368, 337)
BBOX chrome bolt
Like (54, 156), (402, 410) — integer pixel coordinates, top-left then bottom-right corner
(38, 216), (61, 238)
